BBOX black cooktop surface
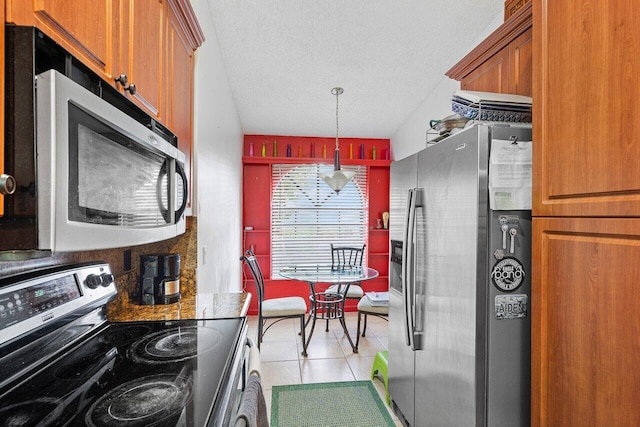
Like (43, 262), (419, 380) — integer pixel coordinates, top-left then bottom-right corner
(0, 317), (244, 426)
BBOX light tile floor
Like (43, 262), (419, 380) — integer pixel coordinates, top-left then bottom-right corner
(247, 312), (402, 426)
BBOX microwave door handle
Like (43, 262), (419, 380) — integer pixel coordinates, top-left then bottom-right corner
(174, 160), (188, 222)
(156, 160), (171, 223)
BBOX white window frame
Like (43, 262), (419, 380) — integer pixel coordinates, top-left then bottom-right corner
(271, 163), (368, 278)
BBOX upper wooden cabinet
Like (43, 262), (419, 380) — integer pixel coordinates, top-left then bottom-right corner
(5, 0), (203, 130)
(446, 2), (532, 97)
(117, 0), (164, 118)
(5, 0), (117, 81)
(532, 0), (640, 217)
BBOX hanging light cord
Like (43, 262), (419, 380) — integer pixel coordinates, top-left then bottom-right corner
(320, 87), (353, 194)
(331, 87), (343, 151)
(335, 89), (340, 150)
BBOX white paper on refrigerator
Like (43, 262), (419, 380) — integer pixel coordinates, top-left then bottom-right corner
(489, 139), (532, 210)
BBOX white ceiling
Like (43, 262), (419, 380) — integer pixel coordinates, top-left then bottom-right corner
(205, 0), (504, 139)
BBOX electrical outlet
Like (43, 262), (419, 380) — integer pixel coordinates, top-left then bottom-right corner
(124, 249), (132, 271)
(202, 246), (207, 265)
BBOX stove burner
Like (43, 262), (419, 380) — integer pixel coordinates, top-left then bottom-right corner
(0, 397), (64, 426)
(85, 374), (193, 427)
(128, 326), (222, 364)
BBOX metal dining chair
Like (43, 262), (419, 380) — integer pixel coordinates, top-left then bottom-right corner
(354, 295), (388, 351)
(325, 244), (366, 300)
(320, 244), (366, 332)
(241, 249), (308, 356)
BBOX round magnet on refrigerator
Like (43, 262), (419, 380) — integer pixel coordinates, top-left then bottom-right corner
(490, 257), (525, 292)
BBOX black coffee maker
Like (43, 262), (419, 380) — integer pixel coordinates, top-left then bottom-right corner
(139, 253), (181, 305)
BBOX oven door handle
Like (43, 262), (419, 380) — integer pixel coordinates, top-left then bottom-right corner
(246, 338), (262, 380)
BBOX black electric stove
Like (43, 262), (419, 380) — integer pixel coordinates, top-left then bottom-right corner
(0, 262), (248, 427)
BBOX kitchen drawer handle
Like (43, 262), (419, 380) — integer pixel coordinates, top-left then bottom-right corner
(115, 74), (136, 95)
(115, 74), (128, 87)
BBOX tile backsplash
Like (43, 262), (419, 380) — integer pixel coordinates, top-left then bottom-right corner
(0, 218), (198, 300)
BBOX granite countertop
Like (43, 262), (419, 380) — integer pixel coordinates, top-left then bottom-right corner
(106, 292), (251, 322)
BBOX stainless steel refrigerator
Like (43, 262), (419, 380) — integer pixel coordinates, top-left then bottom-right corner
(388, 123), (532, 427)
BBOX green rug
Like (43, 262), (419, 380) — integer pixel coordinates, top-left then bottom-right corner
(271, 380), (395, 427)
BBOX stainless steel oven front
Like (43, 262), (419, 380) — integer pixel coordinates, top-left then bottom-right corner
(0, 262), (248, 427)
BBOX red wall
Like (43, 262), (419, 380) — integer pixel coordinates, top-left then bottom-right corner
(242, 134), (391, 315)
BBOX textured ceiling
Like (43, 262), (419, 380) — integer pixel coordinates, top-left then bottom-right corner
(205, 0), (503, 138)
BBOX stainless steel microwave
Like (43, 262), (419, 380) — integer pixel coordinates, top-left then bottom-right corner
(1, 28), (187, 257)
(37, 69), (188, 251)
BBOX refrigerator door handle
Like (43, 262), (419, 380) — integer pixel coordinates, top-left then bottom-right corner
(412, 188), (424, 351)
(403, 188), (417, 349)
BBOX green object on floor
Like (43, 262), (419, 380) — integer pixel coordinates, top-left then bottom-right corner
(371, 350), (390, 405)
(271, 380), (394, 427)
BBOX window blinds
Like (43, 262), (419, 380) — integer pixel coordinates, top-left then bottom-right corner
(271, 164), (368, 278)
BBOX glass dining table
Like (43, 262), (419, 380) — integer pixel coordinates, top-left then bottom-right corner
(278, 264), (379, 353)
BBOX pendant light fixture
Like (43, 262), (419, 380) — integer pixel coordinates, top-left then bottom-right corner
(320, 87), (355, 194)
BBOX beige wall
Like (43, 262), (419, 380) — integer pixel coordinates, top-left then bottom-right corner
(191, 0), (244, 293)
(391, 11), (504, 160)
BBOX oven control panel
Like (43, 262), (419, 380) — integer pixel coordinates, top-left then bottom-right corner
(0, 263), (117, 345)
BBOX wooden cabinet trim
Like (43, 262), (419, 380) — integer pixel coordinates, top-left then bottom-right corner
(167, 0), (205, 50)
(446, 1), (532, 81)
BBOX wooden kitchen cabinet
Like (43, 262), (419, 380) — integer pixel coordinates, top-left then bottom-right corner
(532, 1), (640, 426)
(5, 0), (118, 81)
(118, 0), (164, 118)
(6, 0), (164, 119)
(7, 0), (165, 120)
(446, 2), (532, 96)
(532, 0), (640, 217)
(4, 0), (203, 124)
(455, 44), (510, 94)
(507, 26), (532, 97)
(532, 217), (640, 426)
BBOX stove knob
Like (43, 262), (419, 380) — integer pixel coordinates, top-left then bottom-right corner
(100, 273), (115, 287)
(85, 274), (103, 289)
